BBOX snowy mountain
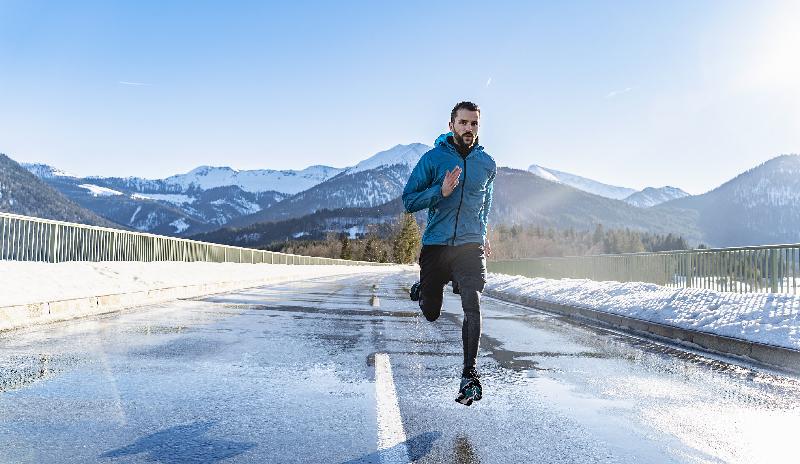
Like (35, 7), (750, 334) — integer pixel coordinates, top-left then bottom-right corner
(21, 164), (286, 235)
(228, 164), (415, 228)
(164, 165), (343, 195)
(528, 164), (637, 200)
(492, 168), (702, 241)
(202, 167), (705, 249)
(624, 186), (690, 208)
(192, 199), (407, 247)
(21, 143), (431, 235)
(656, 154), (800, 247)
(226, 143), (431, 227)
(343, 143), (430, 175)
(2, 155), (117, 227)
(21, 163), (73, 179)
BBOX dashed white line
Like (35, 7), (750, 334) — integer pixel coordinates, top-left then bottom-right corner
(374, 353), (410, 463)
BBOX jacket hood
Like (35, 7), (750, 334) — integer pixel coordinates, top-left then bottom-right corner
(434, 132), (452, 147)
(434, 132), (483, 153)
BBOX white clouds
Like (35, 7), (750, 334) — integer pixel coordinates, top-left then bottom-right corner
(118, 81), (150, 86)
(485, 77), (492, 87)
(605, 87), (632, 99)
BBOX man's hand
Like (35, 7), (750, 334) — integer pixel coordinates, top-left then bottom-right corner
(441, 166), (462, 197)
(485, 238), (492, 257)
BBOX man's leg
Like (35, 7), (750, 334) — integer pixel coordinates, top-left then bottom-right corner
(450, 243), (487, 371)
(418, 245), (450, 322)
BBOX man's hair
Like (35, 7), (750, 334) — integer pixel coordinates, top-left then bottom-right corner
(450, 101), (480, 123)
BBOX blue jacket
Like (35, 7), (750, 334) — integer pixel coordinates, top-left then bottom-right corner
(402, 133), (496, 246)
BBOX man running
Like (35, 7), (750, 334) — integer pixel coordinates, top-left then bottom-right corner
(402, 101), (496, 406)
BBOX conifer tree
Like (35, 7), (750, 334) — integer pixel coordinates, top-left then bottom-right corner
(392, 213), (421, 264)
(340, 233), (352, 260)
(362, 236), (380, 262)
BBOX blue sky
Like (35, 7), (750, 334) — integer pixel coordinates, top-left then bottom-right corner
(1, 0), (798, 194)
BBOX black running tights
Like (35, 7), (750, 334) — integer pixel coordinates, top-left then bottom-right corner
(418, 243), (486, 370)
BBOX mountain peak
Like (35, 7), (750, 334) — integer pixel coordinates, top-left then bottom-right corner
(527, 164), (636, 200)
(527, 165), (560, 183)
(624, 186), (689, 208)
(164, 164), (344, 195)
(21, 162), (73, 179)
(345, 143), (431, 175)
(187, 166), (238, 176)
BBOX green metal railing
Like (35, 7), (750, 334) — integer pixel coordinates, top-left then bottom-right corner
(0, 212), (386, 266)
(489, 244), (800, 295)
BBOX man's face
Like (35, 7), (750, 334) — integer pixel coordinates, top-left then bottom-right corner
(449, 108), (480, 148)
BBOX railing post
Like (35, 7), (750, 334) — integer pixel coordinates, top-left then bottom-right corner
(770, 249), (778, 293)
(685, 253), (693, 288)
(50, 224), (60, 263)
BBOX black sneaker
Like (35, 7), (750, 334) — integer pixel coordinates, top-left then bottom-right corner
(455, 367), (482, 406)
(452, 280), (460, 295)
(410, 281), (421, 301)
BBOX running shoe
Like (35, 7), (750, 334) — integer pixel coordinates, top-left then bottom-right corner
(410, 281), (421, 302)
(455, 367), (482, 406)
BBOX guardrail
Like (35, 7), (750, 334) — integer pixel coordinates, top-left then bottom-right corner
(489, 243), (800, 295)
(0, 212), (386, 266)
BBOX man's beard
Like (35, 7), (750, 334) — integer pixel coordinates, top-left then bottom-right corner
(453, 131), (476, 150)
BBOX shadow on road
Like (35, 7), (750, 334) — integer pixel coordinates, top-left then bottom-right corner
(99, 420), (256, 463)
(341, 431), (442, 463)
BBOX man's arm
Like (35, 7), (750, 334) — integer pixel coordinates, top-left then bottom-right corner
(481, 170), (496, 254)
(403, 157), (458, 213)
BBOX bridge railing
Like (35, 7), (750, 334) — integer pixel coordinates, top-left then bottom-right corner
(489, 243), (800, 295)
(0, 212), (387, 266)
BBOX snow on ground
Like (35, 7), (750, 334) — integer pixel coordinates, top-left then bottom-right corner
(0, 261), (404, 307)
(346, 225), (364, 239)
(487, 273), (800, 350)
(131, 193), (196, 205)
(78, 184), (123, 196)
(169, 218), (190, 233)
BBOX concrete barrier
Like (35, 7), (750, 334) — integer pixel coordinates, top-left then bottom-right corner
(0, 270), (361, 332)
(485, 289), (800, 375)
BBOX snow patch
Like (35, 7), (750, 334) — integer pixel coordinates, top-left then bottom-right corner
(487, 273), (800, 350)
(527, 165), (561, 183)
(22, 163), (73, 178)
(130, 206), (142, 223)
(346, 226), (364, 239)
(132, 193), (196, 205)
(170, 218), (190, 233)
(79, 184), (123, 197)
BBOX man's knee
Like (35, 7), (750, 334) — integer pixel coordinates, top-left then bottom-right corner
(420, 299), (442, 322)
(458, 283), (483, 316)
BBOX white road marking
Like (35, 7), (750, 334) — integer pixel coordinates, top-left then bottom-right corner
(374, 353), (410, 463)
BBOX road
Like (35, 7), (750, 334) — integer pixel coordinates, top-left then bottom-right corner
(1, 271), (799, 463)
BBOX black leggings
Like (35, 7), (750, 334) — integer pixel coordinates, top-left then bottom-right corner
(418, 243), (486, 370)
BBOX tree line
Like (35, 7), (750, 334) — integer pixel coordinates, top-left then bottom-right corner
(270, 216), (691, 263)
(274, 213), (422, 264)
(487, 223), (689, 260)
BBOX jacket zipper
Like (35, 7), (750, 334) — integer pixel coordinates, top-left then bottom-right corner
(451, 155), (467, 245)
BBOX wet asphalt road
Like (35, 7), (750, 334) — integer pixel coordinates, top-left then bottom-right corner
(1, 271), (799, 463)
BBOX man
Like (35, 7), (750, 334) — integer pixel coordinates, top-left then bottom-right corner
(402, 101), (496, 406)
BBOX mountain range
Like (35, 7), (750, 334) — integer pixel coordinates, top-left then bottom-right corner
(10, 145), (800, 248)
(654, 155), (800, 247)
(0, 154), (117, 227)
